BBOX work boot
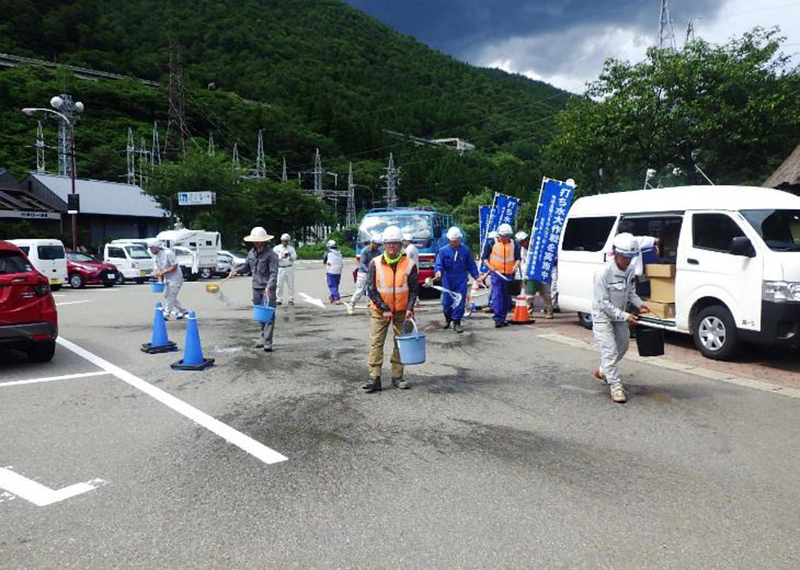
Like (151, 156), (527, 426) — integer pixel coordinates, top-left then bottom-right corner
(289, 300), (295, 306)
(362, 377), (382, 393)
(276, 301), (283, 306)
(392, 377), (409, 390)
(346, 303), (354, 315)
(443, 318), (452, 329)
(543, 312), (554, 320)
(610, 383), (627, 403)
(495, 321), (504, 328)
(254, 341), (264, 349)
(453, 320), (464, 334)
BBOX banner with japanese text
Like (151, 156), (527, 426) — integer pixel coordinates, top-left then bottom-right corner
(526, 178), (576, 282)
(480, 194), (520, 271)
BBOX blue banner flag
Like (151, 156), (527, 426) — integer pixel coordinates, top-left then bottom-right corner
(480, 193), (520, 271)
(478, 205), (491, 272)
(526, 178), (576, 282)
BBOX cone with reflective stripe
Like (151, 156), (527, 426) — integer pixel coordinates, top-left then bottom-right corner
(511, 294), (533, 325)
(141, 302), (178, 354)
(171, 311), (215, 370)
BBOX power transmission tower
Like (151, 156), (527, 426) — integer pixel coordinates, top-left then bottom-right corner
(254, 130), (266, 178)
(164, 39), (189, 158)
(150, 121), (161, 166)
(313, 149), (324, 198)
(54, 93), (82, 177)
(36, 121), (46, 174)
(658, 0), (677, 51)
(126, 127), (136, 185)
(232, 143), (240, 169)
(281, 157), (288, 181)
(685, 19), (695, 44)
(346, 162), (357, 227)
(207, 132), (215, 156)
(138, 136), (148, 187)
(382, 153), (400, 209)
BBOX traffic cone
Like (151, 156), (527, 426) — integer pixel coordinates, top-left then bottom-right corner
(171, 311), (215, 370)
(141, 302), (178, 354)
(511, 294), (533, 325)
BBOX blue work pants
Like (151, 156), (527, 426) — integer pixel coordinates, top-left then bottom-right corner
(490, 273), (513, 323)
(441, 280), (468, 322)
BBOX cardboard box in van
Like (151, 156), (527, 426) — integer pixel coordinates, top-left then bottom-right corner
(646, 300), (675, 319)
(645, 264), (676, 279)
(649, 277), (675, 303)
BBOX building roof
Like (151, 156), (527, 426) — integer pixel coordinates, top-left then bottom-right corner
(569, 185), (800, 217)
(29, 174), (166, 218)
(763, 144), (800, 191)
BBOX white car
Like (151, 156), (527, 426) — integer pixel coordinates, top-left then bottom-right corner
(104, 242), (155, 284)
(215, 249), (247, 276)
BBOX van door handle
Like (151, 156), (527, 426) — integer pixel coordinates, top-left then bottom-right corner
(687, 258), (699, 265)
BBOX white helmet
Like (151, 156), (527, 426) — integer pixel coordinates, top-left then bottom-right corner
(244, 227), (273, 242)
(446, 227), (463, 241)
(281, 233), (291, 242)
(370, 232), (384, 245)
(148, 240), (164, 250)
(402, 233), (413, 242)
(498, 223), (514, 237)
(382, 225), (403, 243)
(515, 231), (528, 241)
(613, 232), (639, 258)
(326, 239), (337, 249)
(488, 231), (498, 239)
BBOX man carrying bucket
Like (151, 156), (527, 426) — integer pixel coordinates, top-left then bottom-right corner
(149, 241), (188, 320)
(432, 227), (478, 334)
(592, 233), (650, 403)
(230, 227), (279, 352)
(362, 225), (419, 393)
(481, 223), (521, 328)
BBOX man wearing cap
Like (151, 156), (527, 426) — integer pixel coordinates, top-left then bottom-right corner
(362, 225), (419, 393)
(432, 227), (479, 333)
(323, 239), (344, 305)
(230, 227), (279, 352)
(481, 223), (521, 327)
(346, 234), (383, 315)
(273, 233), (297, 306)
(150, 241), (188, 320)
(592, 232), (650, 403)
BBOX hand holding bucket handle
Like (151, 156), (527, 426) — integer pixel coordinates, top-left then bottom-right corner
(401, 318), (420, 339)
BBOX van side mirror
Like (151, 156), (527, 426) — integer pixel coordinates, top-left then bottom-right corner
(730, 236), (756, 257)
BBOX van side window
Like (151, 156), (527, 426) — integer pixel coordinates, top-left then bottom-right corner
(107, 247), (125, 258)
(692, 214), (745, 253)
(562, 217), (616, 252)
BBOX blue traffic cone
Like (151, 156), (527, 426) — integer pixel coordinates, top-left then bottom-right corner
(171, 311), (214, 370)
(141, 302), (178, 354)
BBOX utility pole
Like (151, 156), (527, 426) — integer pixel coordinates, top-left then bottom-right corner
(126, 127), (136, 185)
(150, 121), (161, 166)
(281, 157), (288, 181)
(164, 39), (188, 158)
(658, 0), (677, 51)
(346, 162), (356, 227)
(36, 121), (46, 174)
(382, 153), (400, 209)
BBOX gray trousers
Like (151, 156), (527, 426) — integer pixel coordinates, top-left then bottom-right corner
(350, 271), (368, 307)
(592, 321), (630, 386)
(164, 281), (187, 315)
(253, 288), (276, 348)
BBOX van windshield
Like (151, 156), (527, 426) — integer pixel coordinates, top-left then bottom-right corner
(358, 214), (432, 247)
(125, 245), (151, 259)
(740, 210), (800, 252)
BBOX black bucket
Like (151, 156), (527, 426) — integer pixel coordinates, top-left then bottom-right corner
(636, 327), (665, 357)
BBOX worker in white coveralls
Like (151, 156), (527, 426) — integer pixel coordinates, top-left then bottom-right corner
(149, 241), (188, 320)
(273, 233), (297, 306)
(592, 233), (650, 403)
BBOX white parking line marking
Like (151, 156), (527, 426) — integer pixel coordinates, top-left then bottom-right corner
(0, 467), (105, 507)
(0, 371), (110, 388)
(56, 300), (92, 307)
(299, 292), (326, 309)
(56, 337), (289, 465)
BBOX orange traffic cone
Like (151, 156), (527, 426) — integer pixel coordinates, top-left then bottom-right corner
(511, 294), (533, 325)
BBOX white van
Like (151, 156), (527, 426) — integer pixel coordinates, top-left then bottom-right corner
(104, 241), (155, 284)
(9, 239), (68, 290)
(156, 229), (220, 279)
(557, 186), (800, 360)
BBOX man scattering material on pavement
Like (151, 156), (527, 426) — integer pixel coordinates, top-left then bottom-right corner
(230, 227), (279, 353)
(481, 223), (521, 328)
(273, 233), (297, 306)
(324, 239), (344, 305)
(346, 234), (383, 315)
(432, 227), (479, 334)
(592, 232), (651, 403)
(149, 241), (188, 320)
(362, 225), (418, 393)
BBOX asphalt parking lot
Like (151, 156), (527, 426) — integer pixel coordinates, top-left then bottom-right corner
(2, 261), (799, 569)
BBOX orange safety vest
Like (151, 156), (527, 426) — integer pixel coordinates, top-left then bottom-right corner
(488, 240), (515, 275)
(371, 255), (414, 313)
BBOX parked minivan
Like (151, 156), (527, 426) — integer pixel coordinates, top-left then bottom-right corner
(557, 186), (800, 360)
(9, 239), (68, 291)
(103, 241), (155, 284)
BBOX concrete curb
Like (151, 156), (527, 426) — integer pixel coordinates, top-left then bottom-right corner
(536, 332), (800, 400)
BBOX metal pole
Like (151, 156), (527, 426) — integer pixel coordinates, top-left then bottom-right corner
(70, 126), (78, 250)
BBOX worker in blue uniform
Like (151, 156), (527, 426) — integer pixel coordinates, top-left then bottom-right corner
(481, 223), (521, 327)
(432, 227), (479, 334)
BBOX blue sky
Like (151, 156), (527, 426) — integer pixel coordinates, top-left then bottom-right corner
(346, 0), (800, 93)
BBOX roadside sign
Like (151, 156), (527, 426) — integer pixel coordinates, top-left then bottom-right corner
(177, 192), (216, 206)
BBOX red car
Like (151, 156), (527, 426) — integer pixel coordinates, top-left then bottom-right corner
(66, 250), (117, 289)
(0, 240), (58, 362)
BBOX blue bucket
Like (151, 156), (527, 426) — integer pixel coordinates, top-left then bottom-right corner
(150, 281), (165, 293)
(396, 319), (426, 365)
(253, 305), (275, 323)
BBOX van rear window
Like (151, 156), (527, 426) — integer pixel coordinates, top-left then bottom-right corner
(0, 250), (33, 274)
(37, 245), (65, 260)
(562, 217), (616, 252)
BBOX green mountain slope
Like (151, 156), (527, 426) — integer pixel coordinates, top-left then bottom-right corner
(0, 0), (570, 209)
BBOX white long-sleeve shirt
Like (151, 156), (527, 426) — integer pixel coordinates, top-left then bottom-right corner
(273, 244), (297, 268)
(591, 260), (643, 323)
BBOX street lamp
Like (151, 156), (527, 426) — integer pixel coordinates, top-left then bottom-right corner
(22, 102), (83, 250)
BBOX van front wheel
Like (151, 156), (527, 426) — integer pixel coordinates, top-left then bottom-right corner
(693, 305), (739, 361)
